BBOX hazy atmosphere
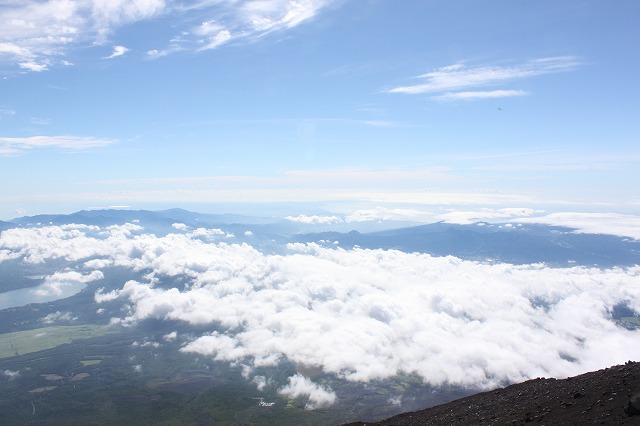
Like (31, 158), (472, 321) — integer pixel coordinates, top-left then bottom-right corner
(1, 1), (639, 424)
(1, 0), (639, 223)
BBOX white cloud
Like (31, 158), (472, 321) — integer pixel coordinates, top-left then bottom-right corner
(0, 135), (116, 156)
(3, 370), (21, 381)
(36, 188), (534, 209)
(172, 223), (188, 230)
(362, 119), (402, 127)
(285, 214), (343, 224)
(94, 237), (640, 389)
(0, 147), (21, 156)
(388, 395), (402, 407)
(0, 249), (21, 262)
(388, 57), (580, 98)
(252, 375), (268, 391)
(0, 0), (163, 71)
(198, 29), (232, 50)
(33, 270), (104, 297)
(84, 257), (111, 267)
(29, 117), (52, 125)
(284, 167), (454, 185)
(438, 207), (541, 225)
(345, 206), (432, 222)
(52, 270), (104, 283)
(87, 205), (132, 211)
(41, 311), (78, 324)
(104, 45), (130, 58)
(163, 331), (177, 341)
(435, 89), (528, 101)
(5, 222), (640, 394)
(188, 227), (234, 239)
(176, 0), (336, 52)
(193, 20), (225, 37)
(436, 209), (640, 239)
(0, 0), (337, 71)
(515, 212), (640, 240)
(0, 42), (30, 57)
(0, 224), (129, 264)
(91, 0), (166, 42)
(277, 374), (336, 409)
(240, 0), (329, 32)
(19, 61), (49, 72)
(0, 108), (16, 117)
(60, 224), (101, 231)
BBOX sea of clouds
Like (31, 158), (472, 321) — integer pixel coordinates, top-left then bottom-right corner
(1, 223), (640, 408)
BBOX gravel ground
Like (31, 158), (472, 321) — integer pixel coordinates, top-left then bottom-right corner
(345, 361), (640, 425)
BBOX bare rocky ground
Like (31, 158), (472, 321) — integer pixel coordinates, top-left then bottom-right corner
(345, 361), (640, 425)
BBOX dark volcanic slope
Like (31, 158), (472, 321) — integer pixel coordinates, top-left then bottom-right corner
(346, 362), (640, 425)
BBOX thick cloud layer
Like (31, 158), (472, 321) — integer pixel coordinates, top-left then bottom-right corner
(2, 224), (640, 400)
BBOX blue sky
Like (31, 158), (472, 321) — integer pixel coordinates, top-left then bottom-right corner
(1, 0), (639, 222)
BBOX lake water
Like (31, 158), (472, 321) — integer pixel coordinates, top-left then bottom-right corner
(0, 281), (87, 310)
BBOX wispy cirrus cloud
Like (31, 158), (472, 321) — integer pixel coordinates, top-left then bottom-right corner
(0, 0), (165, 72)
(28, 117), (52, 126)
(242, 0), (330, 33)
(284, 167), (455, 185)
(0, 0), (337, 72)
(435, 89), (528, 101)
(151, 0), (336, 56)
(0, 135), (116, 156)
(0, 108), (16, 117)
(387, 57), (580, 100)
(197, 29), (232, 51)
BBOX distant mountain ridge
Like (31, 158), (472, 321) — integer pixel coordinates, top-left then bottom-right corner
(10, 208), (279, 227)
(4, 209), (640, 267)
(7, 208), (298, 239)
(295, 222), (640, 267)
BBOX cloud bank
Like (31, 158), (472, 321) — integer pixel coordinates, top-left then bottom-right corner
(285, 214), (342, 224)
(284, 207), (435, 225)
(516, 212), (640, 240)
(437, 207), (541, 225)
(435, 209), (640, 240)
(2, 223), (640, 407)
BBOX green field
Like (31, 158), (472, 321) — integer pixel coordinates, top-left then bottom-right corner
(0, 325), (114, 358)
(79, 359), (103, 366)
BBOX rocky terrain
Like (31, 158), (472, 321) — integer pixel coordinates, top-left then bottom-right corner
(346, 361), (640, 425)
